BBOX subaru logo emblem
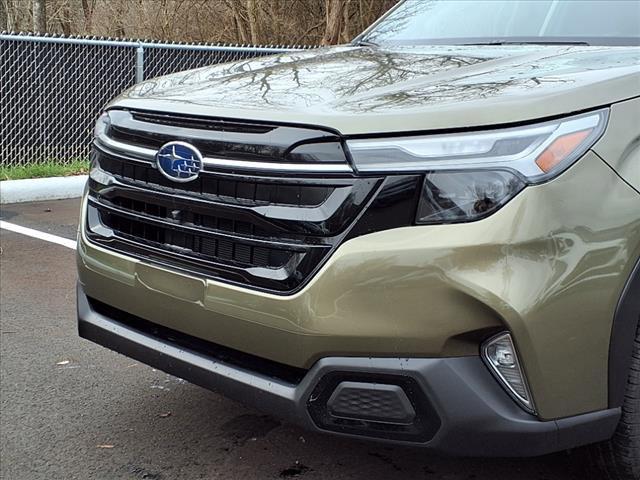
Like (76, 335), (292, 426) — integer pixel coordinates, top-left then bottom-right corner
(156, 141), (202, 182)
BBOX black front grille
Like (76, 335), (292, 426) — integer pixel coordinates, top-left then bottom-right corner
(85, 111), (385, 292)
(85, 170), (340, 291)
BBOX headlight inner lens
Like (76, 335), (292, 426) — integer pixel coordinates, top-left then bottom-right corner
(416, 170), (525, 224)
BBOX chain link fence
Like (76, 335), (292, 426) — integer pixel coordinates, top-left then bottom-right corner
(0, 33), (314, 168)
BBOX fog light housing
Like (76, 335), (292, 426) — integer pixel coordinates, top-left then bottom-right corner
(307, 372), (441, 442)
(482, 332), (535, 413)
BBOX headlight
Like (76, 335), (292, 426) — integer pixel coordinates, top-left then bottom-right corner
(347, 110), (608, 223)
(93, 111), (111, 139)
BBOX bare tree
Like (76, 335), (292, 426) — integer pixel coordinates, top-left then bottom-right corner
(245, 0), (262, 44)
(0, 0), (8, 31)
(322, 0), (345, 45)
(6, 0), (398, 45)
(57, 1), (72, 36)
(81, 0), (96, 32)
(32, 0), (46, 32)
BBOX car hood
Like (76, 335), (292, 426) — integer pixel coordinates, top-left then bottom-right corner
(112, 45), (640, 135)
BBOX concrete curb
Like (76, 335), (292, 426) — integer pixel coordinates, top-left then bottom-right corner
(0, 175), (88, 204)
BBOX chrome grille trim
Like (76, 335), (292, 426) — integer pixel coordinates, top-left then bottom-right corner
(95, 133), (353, 174)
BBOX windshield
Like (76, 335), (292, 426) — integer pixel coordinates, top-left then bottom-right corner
(361, 0), (640, 46)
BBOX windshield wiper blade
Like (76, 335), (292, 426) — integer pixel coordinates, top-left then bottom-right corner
(353, 39), (379, 47)
(463, 40), (591, 46)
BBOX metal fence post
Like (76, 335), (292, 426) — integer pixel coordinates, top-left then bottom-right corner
(136, 44), (144, 83)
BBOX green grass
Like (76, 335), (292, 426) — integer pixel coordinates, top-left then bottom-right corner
(0, 160), (90, 181)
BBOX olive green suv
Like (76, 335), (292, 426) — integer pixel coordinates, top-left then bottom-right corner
(77, 1), (640, 477)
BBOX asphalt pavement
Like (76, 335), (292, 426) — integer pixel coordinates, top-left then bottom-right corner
(0, 198), (604, 480)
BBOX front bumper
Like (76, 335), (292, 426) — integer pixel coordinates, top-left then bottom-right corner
(78, 284), (619, 455)
(78, 152), (640, 420)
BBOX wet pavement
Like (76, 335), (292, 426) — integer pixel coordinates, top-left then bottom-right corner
(0, 198), (603, 479)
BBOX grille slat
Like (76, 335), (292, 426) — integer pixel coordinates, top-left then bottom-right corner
(130, 111), (276, 135)
(90, 198), (303, 251)
(91, 202), (297, 269)
(97, 151), (335, 207)
(108, 195), (260, 239)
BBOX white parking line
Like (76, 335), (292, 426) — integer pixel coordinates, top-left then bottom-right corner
(0, 220), (77, 250)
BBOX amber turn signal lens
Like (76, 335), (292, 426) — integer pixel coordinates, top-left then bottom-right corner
(535, 129), (592, 173)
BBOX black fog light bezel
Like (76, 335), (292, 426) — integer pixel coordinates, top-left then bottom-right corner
(306, 371), (441, 442)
